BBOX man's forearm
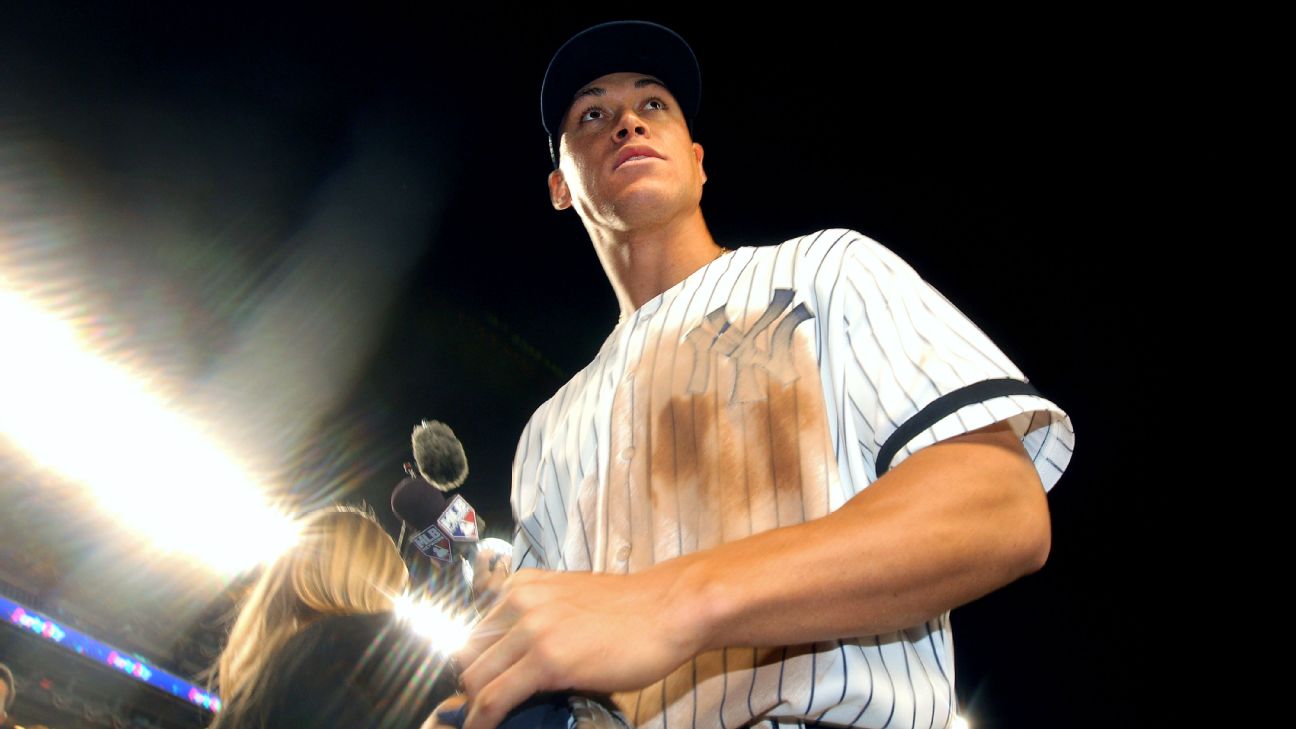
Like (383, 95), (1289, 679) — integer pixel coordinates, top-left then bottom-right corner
(456, 421), (1051, 729)
(650, 421), (1051, 654)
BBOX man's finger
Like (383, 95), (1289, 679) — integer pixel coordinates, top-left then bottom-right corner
(458, 616), (533, 698)
(454, 594), (520, 668)
(462, 655), (545, 729)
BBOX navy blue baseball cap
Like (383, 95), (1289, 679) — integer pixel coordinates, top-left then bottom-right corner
(541, 20), (702, 168)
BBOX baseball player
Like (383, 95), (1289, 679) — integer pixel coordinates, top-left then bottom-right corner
(453, 20), (1074, 729)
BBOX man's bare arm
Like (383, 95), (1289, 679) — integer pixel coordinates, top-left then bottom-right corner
(455, 420), (1050, 729)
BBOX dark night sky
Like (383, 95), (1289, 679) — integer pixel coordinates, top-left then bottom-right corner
(0, 3), (1201, 727)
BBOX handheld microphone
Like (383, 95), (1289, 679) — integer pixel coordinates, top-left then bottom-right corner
(396, 425), (625, 728)
(391, 476), (480, 566)
(396, 419), (510, 605)
(412, 420), (468, 491)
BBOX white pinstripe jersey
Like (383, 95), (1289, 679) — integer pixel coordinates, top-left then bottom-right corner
(510, 229), (1075, 729)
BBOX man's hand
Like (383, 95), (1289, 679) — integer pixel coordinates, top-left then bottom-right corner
(453, 568), (700, 729)
(452, 421), (1049, 729)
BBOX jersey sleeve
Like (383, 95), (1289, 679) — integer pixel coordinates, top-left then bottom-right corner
(806, 229), (1074, 495)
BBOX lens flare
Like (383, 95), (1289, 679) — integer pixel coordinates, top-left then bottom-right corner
(392, 592), (475, 656)
(0, 284), (299, 574)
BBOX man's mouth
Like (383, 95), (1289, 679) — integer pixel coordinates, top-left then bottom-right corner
(615, 148), (663, 169)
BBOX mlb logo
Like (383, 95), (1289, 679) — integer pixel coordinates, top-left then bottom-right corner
(437, 494), (479, 542)
(412, 524), (453, 564)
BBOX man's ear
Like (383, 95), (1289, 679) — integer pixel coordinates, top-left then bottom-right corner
(694, 142), (707, 185)
(548, 169), (572, 210)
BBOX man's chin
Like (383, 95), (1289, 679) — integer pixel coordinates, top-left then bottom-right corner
(606, 183), (692, 219)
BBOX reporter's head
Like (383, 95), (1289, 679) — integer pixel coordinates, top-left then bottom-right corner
(217, 507), (408, 705)
(278, 508), (408, 614)
(0, 661), (14, 726)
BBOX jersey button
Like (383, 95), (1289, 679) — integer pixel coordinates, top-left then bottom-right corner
(618, 447), (635, 462)
(615, 544), (632, 562)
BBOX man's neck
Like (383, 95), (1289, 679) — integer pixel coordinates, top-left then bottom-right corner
(587, 209), (723, 319)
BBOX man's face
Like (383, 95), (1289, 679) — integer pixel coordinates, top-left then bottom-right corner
(548, 72), (706, 229)
(0, 680), (9, 725)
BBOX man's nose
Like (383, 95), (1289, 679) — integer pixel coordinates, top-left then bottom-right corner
(613, 109), (648, 141)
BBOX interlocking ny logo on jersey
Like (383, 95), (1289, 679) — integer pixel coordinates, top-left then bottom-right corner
(684, 288), (814, 403)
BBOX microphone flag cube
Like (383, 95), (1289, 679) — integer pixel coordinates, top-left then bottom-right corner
(412, 524), (454, 564)
(438, 494), (479, 542)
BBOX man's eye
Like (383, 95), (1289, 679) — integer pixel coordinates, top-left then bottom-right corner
(579, 108), (606, 123)
(645, 99), (667, 111)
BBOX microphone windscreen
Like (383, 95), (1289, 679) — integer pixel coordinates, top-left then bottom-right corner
(391, 476), (448, 531)
(412, 420), (469, 491)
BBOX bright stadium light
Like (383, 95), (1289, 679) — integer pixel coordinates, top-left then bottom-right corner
(0, 284), (299, 574)
(953, 715), (970, 729)
(392, 592), (475, 656)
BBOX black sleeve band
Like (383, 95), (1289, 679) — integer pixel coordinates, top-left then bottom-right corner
(876, 378), (1042, 477)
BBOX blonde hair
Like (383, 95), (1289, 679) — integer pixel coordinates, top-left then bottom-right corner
(213, 506), (408, 711)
